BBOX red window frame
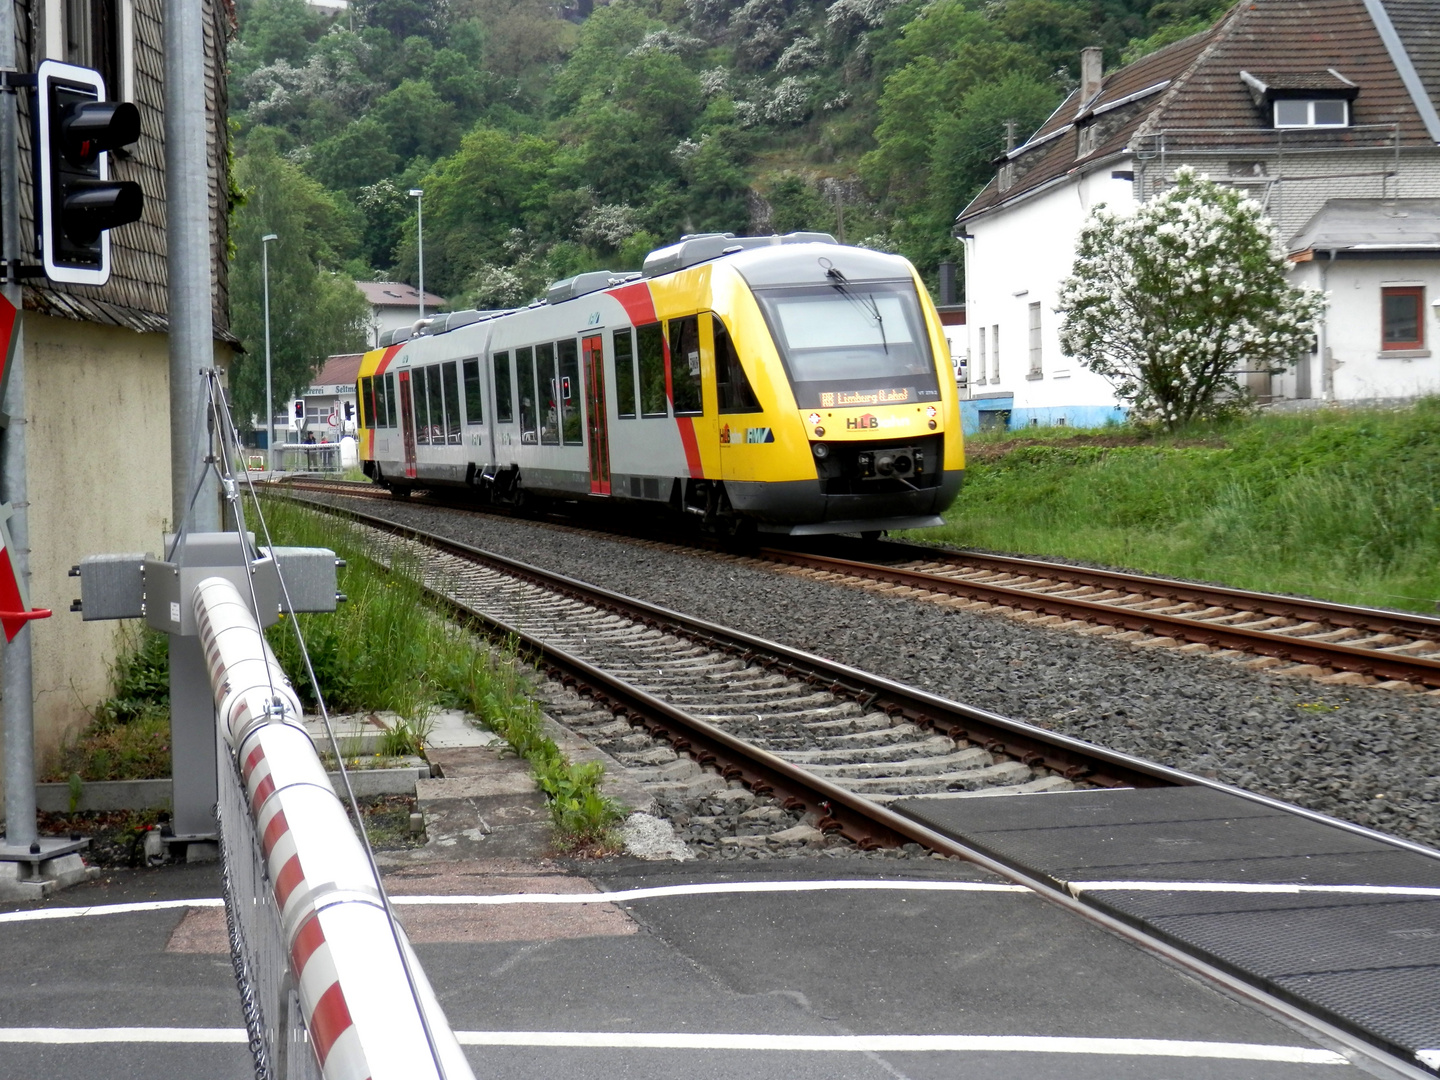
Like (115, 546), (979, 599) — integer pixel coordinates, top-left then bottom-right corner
(1381, 286), (1425, 351)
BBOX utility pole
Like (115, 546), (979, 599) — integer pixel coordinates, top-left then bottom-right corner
(1, 0), (36, 854)
(165, 0), (217, 533)
(164, 0), (221, 845)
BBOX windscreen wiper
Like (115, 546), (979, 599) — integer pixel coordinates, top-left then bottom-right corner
(824, 263), (889, 354)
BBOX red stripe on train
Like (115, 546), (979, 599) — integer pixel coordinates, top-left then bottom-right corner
(375, 343), (404, 376)
(677, 417), (702, 478)
(608, 281), (656, 325)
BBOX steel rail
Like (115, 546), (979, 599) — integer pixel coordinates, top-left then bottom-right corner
(869, 539), (1440, 640)
(761, 548), (1440, 688)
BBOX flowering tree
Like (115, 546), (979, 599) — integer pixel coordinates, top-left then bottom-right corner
(1056, 167), (1325, 429)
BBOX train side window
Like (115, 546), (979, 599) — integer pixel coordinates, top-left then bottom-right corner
(613, 328), (636, 418)
(516, 346), (538, 441)
(558, 338), (583, 446)
(442, 360), (461, 444)
(493, 351), (514, 423)
(463, 358), (483, 426)
(669, 314), (702, 417)
(637, 322), (667, 417)
(385, 372), (396, 428)
(537, 342), (560, 445)
(358, 376), (372, 428)
(413, 366), (431, 446)
(427, 364), (446, 446)
(713, 314), (760, 412)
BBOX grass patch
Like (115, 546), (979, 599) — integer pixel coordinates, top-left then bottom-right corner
(45, 624), (172, 783)
(925, 400), (1440, 612)
(259, 496), (626, 850)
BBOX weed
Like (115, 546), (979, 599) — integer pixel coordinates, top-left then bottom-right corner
(1296, 701), (1342, 713)
(259, 497), (627, 851)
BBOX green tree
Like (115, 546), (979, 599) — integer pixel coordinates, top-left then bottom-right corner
(394, 126), (559, 295)
(1056, 168), (1325, 430)
(229, 137), (370, 426)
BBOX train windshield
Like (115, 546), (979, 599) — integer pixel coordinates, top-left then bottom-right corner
(753, 280), (941, 409)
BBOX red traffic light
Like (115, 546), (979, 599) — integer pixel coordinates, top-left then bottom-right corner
(61, 101), (140, 167)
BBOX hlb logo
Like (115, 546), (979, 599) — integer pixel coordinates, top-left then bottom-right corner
(846, 414), (879, 430)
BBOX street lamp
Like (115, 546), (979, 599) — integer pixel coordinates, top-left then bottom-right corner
(409, 188), (424, 321)
(262, 233), (278, 472)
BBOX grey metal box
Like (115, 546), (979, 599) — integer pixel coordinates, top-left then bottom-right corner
(74, 553), (148, 621)
(263, 546), (340, 613)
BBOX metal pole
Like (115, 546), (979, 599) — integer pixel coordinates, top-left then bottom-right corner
(409, 188), (424, 321)
(0, 0), (35, 849)
(262, 233), (276, 472)
(165, 0), (217, 532)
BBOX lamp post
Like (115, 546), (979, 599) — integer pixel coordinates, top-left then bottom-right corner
(262, 233), (278, 472)
(409, 188), (424, 321)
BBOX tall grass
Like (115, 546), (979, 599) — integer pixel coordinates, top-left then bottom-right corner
(927, 399), (1440, 612)
(257, 496), (625, 847)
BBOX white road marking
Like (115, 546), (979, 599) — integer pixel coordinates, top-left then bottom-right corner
(0, 897), (225, 924)
(0, 1028), (247, 1044)
(389, 879), (1030, 905)
(1070, 881), (1440, 898)
(0, 1028), (1350, 1063)
(452, 1031), (1351, 1062)
(8, 877), (1440, 925)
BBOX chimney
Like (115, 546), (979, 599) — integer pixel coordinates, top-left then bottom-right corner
(938, 261), (956, 307)
(1081, 47), (1103, 103)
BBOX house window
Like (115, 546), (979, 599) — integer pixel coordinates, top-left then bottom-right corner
(1381, 286), (1425, 351)
(991, 324), (1000, 382)
(1027, 302), (1042, 378)
(975, 327), (987, 385)
(49, 0), (133, 98)
(1273, 98), (1348, 128)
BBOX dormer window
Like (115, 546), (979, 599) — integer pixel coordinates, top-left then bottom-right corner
(1274, 98), (1348, 128)
(1240, 70), (1357, 130)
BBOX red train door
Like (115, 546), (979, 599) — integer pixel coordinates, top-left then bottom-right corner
(582, 334), (610, 494)
(397, 368), (417, 479)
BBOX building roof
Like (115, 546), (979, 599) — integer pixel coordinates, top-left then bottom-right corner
(356, 280), (447, 310)
(958, 0), (1440, 226)
(1289, 197), (1440, 251)
(313, 353), (364, 387)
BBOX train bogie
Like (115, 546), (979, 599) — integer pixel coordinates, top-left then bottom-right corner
(355, 234), (964, 534)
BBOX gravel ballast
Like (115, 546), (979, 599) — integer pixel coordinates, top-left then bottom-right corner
(303, 495), (1440, 850)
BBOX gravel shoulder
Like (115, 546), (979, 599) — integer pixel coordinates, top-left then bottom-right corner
(303, 495), (1440, 851)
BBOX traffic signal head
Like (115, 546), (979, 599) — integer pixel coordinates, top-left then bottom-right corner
(343, 401), (354, 421)
(294, 400), (305, 420)
(35, 61), (144, 286)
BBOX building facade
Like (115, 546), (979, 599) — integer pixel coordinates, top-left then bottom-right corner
(956, 0), (1440, 430)
(1, 0), (235, 773)
(357, 280), (447, 348)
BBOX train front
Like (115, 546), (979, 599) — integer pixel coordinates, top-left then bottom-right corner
(721, 244), (964, 534)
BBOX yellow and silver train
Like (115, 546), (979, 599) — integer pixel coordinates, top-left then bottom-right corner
(355, 232), (964, 535)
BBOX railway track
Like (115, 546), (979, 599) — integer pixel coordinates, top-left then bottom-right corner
(293, 498), (1185, 853)
(272, 475), (1440, 692)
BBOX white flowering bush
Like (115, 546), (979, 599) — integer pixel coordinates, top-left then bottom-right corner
(1057, 168), (1325, 430)
(577, 204), (641, 250)
(776, 36), (824, 74)
(764, 77), (813, 124)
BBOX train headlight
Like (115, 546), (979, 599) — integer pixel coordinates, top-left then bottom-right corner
(928, 419), (938, 430)
(814, 426), (825, 437)
(812, 442), (830, 460)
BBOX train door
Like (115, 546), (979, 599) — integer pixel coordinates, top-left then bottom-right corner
(582, 333), (610, 494)
(397, 368), (417, 478)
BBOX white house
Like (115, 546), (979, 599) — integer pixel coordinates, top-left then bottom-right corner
(956, 0), (1440, 431)
(356, 280), (447, 349)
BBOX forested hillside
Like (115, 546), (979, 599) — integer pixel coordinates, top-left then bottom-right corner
(227, 0), (1226, 412)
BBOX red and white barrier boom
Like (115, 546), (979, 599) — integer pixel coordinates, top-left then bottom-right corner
(194, 574), (474, 1080)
